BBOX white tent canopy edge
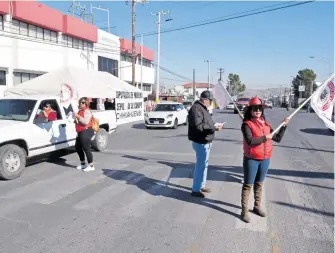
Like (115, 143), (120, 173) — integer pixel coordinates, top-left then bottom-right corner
(4, 66), (142, 99)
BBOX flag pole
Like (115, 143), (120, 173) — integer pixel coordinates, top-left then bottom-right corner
(219, 81), (244, 119)
(271, 73), (335, 136)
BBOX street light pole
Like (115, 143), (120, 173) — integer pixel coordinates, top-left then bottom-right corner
(151, 10), (170, 103)
(309, 56), (332, 76)
(204, 60), (213, 89)
(140, 33), (143, 91)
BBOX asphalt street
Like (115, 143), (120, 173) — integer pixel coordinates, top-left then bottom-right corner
(0, 108), (333, 253)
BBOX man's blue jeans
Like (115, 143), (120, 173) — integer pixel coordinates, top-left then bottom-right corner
(192, 142), (212, 192)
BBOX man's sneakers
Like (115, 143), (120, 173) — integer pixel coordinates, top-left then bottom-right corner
(191, 191), (205, 198)
(83, 165), (95, 172)
(76, 163), (95, 172)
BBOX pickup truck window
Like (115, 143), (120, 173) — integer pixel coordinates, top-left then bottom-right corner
(0, 99), (37, 121)
(237, 98), (250, 102)
(35, 99), (62, 122)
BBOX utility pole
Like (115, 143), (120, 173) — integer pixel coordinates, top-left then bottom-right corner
(131, 0), (136, 87)
(217, 68), (224, 81)
(204, 60), (213, 89)
(152, 10), (169, 103)
(90, 4), (110, 32)
(309, 79), (313, 112)
(193, 69), (196, 101)
(126, 0), (147, 87)
(140, 34), (143, 91)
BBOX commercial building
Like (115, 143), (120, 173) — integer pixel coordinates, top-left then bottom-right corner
(0, 1), (154, 98)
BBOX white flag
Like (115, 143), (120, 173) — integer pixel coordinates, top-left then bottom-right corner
(212, 81), (232, 109)
(311, 77), (335, 131)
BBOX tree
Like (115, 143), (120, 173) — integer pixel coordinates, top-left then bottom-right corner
(226, 73), (246, 96)
(291, 69), (317, 100)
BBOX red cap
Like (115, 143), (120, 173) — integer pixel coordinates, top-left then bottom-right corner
(248, 97), (263, 106)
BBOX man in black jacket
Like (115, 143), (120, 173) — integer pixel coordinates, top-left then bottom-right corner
(188, 90), (223, 197)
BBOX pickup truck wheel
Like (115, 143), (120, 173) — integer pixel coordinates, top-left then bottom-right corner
(92, 129), (108, 152)
(0, 144), (26, 180)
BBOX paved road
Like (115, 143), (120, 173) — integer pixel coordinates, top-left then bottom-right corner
(0, 108), (333, 253)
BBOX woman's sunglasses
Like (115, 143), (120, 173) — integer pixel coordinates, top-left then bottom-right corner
(251, 106), (262, 112)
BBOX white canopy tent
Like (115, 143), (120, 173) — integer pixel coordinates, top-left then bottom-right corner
(5, 66), (142, 98)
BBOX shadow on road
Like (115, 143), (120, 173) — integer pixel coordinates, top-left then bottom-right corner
(102, 169), (241, 219)
(132, 123), (169, 130)
(116, 154), (334, 191)
(27, 148), (76, 168)
(272, 201), (334, 217)
(300, 128), (334, 137)
(273, 143), (333, 154)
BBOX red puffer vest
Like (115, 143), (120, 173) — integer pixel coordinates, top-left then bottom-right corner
(75, 109), (92, 133)
(243, 118), (273, 160)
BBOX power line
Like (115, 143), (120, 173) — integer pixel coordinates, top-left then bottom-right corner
(160, 77), (188, 82)
(141, 1), (294, 36)
(152, 62), (192, 81)
(137, 1), (314, 37)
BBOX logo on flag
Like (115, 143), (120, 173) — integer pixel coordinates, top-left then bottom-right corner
(318, 81), (334, 112)
(60, 83), (77, 104)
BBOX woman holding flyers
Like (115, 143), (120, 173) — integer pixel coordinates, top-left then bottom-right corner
(240, 97), (289, 223)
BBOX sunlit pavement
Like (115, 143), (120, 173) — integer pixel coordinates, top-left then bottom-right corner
(0, 108), (333, 253)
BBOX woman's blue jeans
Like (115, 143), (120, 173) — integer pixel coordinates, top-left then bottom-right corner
(192, 142), (212, 192)
(243, 157), (270, 184)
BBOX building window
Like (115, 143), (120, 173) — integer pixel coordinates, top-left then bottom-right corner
(121, 54), (132, 63)
(142, 84), (151, 91)
(12, 19), (19, 34)
(12, 19), (58, 43)
(73, 38), (79, 49)
(44, 29), (51, 41)
(0, 71), (6, 86)
(28, 24), (37, 38)
(37, 27), (44, 39)
(51, 31), (57, 43)
(0, 15), (3, 31)
(98, 56), (118, 77)
(13, 72), (41, 85)
(87, 42), (93, 52)
(62, 34), (92, 51)
(19, 21), (28, 36)
(142, 59), (152, 68)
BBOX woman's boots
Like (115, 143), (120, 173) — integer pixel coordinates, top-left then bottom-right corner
(253, 182), (266, 217)
(241, 182), (266, 223)
(241, 184), (252, 223)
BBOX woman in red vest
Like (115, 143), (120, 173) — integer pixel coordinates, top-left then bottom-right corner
(240, 97), (289, 223)
(74, 97), (95, 172)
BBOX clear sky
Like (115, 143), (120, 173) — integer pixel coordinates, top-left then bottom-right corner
(43, 1), (334, 89)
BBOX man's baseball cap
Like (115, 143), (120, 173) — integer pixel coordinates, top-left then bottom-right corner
(200, 90), (213, 101)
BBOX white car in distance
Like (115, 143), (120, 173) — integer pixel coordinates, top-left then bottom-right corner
(144, 101), (188, 129)
(226, 102), (235, 110)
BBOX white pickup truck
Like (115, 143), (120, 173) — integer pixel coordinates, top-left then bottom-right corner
(0, 95), (117, 180)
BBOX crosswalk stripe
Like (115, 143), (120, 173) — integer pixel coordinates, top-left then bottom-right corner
(73, 165), (157, 211)
(116, 166), (187, 218)
(1, 164), (129, 205)
(283, 176), (333, 242)
(175, 180), (223, 225)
